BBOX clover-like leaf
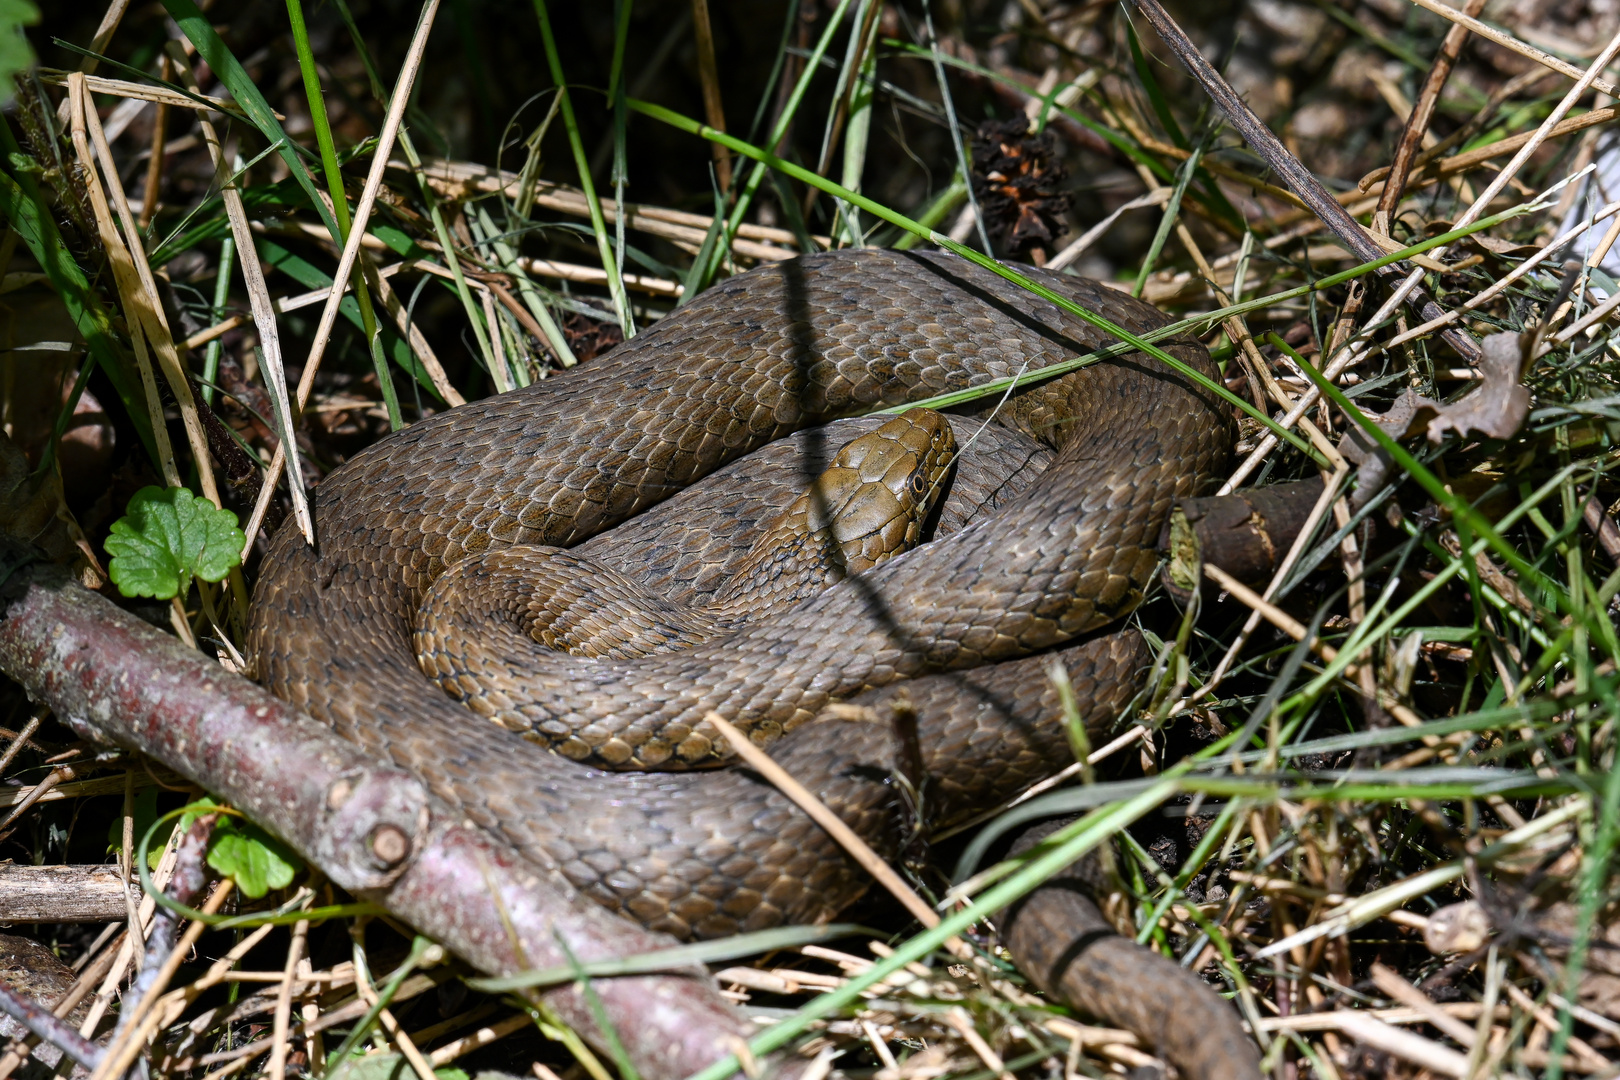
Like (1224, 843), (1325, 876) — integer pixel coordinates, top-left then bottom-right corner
(0, 0), (38, 106)
(206, 817), (302, 899)
(104, 486), (245, 600)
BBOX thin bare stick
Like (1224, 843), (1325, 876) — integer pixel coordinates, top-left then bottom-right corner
(37, 71), (256, 115)
(364, 258), (464, 406)
(1386, 199), (1620, 349)
(1046, 189), (1169, 271)
(0, 983), (101, 1073)
(0, 764), (74, 833)
(1369, 963), (1479, 1047)
(426, 1015), (530, 1067)
(1371, 28), (1620, 351)
(946, 1008), (1016, 1080)
(515, 255), (683, 296)
(90, 879), (234, 1080)
(0, 713), (41, 777)
(352, 965), (438, 1080)
(689, 0), (731, 192)
(478, 288), (514, 393)
(410, 157), (827, 249)
(138, 56), (171, 230)
(268, 916), (310, 1080)
(1177, 470), (1346, 711)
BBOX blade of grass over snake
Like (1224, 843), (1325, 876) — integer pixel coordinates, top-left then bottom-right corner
(532, 0), (634, 337)
(285, 0), (401, 429)
(628, 98), (1323, 464)
(159, 0), (342, 244)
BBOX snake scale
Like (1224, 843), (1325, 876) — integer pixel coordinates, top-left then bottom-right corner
(249, 249), (1257, 1077)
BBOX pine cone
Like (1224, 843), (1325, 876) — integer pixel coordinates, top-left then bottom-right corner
(970, 119), (1071, 258)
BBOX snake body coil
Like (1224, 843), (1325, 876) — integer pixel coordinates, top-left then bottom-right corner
(250, 249), (1247, 1070)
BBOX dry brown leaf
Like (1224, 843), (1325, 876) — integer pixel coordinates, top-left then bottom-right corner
(1343, 332), (1532, 468)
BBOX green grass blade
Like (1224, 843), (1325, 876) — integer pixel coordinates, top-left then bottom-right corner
(200, 236), (235, 406)
(285, 0), (400, 428)
(532, 0), (634, 337)
(1133, 139), (1201, 297)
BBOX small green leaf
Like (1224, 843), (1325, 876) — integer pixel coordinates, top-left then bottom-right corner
(104, 486), (244, 600)
(0, 0), (38, 105)
(206, 817), (301, 899)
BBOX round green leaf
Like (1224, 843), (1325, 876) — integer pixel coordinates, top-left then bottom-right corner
(104, 486), (245, 599)
(206, 818), (302, 899)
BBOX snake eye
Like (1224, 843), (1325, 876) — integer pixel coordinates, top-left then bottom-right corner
(910, 473), (928, 499)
